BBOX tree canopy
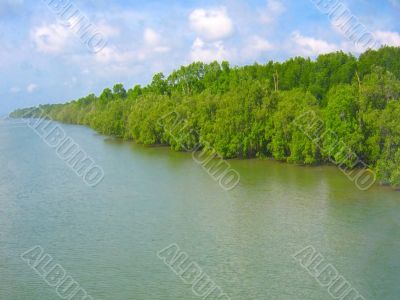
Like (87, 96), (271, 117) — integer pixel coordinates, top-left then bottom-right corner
(10, 46), (400, 189)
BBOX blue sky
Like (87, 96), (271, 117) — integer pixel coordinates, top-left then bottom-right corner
(0, 0), (399, 115)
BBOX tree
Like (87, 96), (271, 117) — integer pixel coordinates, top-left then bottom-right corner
(113, 83), (127, 99)
(10, 47), (400, 188)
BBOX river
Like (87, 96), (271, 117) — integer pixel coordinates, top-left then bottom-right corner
(0, 119), (399, 300)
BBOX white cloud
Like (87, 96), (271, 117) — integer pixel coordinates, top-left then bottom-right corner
(27, 83), (38, 93)
(31, 23), (71, 54)
(242, 35), (274, 60)
(137, 28), (169, 59)
(287, 30), (400, 57)
(144, 28), (161, 46)
(374, 30), (400, 47)
(290, 32), (338, 56)
(66, 25), (172, 78)
(340, 30), (400, 53)
(153, 46), (171, 53)
(339, 40), (367, 54)
(189, 7), (234, 41)
(59, 13), (120, 40)
(94, 46), (135, 64)
(30, 20), (119, 56)
(259, 0), (286, 24)
(94, 22), (120, 38)
(190, 38), (231, 63)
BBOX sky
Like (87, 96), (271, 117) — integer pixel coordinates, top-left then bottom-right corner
(0, 0), (399, 115)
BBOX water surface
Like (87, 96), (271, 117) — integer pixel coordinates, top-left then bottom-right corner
(0, 119), (399, 299)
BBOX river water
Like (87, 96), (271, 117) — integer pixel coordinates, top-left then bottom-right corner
(0, 119), (399, 300)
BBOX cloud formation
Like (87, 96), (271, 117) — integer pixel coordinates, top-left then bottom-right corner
(31, 23), (71, 54)
(290, 32), (338, 56)
(27, 83), (38, 93)
(242, 35), (274, 59)
(190, 38), (231, 63)
(374, 31), (400, 47)
(189, 7), (234, 41)
(258, 0), (286, 24)
(1, 0), (399, 115)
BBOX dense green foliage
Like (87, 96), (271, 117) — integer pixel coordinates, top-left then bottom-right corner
(11, 47), (400, 188)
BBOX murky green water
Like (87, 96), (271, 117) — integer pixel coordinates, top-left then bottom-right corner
(0, 119), (399, 300)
